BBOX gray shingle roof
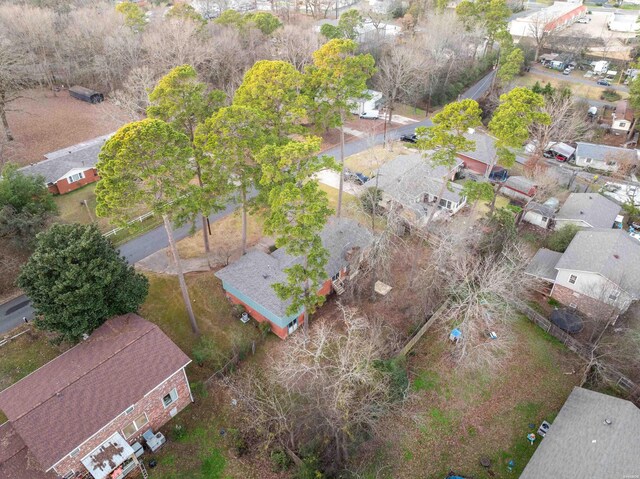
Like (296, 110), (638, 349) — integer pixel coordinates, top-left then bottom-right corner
(556, 193), (621, 228)
(17, 134), (113, 184)
(527, 201), (556, 218)
(556, 229), (640, 297)
(504, 175), (536, 195)
(520, 387), (640, 479)
(459, 130), (497, 164)
(545, 141), (576, 158)
(575, 142), (638, 163)
(525, 248), (562, 282)
(363, 154), (464, 209)
(215, 217), (373, 318)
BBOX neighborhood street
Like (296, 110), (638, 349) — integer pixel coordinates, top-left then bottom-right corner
(0, 70), (497, 334)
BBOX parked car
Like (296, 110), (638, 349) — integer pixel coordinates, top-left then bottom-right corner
(577, 17), (590, 23)
(563, 68), (571, 75)
(597, 79), (611, 86)
(543, 150), (555, 158)
(400, 133), (418, 143)
(359, 110), (380, 120)
(555, 154), (569, 162)
(343, 169), (369, 185)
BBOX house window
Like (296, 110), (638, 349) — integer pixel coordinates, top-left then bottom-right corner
(584, 158), (592, 164)
(619, 121), (627, 128)
(287, 318), (298, 334)
(122, 413), (149, 438)
(331, 272), (340, 281)
(541, 216), (548, 222)
(162, 388), (178, 408)
(606, 161), (617, 166)
(62, 471), (75, 479)
(569, 274), (577, 284)
(439, 198), (452, 209)
(125, 405), (134, 415)
(69, 448), (80, 458)
(569, 303), (577, 309)
(67, 172), (84, 184)
(608, 291), (620, 301)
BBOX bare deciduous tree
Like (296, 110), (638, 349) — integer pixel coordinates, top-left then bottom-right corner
(226, 307), (403, 471)
(0, 39), (30, 141)
(528, 94), (594, 167)
(375, 43), (424, 144)
(271, 24), (319, 71)
(419, 224), (535, 367)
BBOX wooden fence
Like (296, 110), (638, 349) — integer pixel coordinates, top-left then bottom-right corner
(0, 328), (30, 348)
(517, 303), (640, 404)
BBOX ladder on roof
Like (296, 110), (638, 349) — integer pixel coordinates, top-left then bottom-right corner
(332, 278), (345, 295)
(139, 462), (149, 479)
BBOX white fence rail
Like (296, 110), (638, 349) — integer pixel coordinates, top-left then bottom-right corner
(102, 211), (155, 238)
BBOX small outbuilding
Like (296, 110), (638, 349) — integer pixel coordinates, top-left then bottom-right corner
(69, 85), (104, 104)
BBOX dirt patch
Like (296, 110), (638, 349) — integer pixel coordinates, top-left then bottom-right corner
(4, 88), (127, 166)
(320, 127), (356, 150)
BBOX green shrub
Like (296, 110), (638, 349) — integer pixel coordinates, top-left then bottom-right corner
(190, 381), (208, 399)
(192, 336), (218, 366)
(270, 448), (292, 472)
(375, 357), (409, 400)
(601, 89), (621, 102)
(294, 455), (324, 479)
(545, 224), (580, 252)
(171, 423), (188, 442)
(548, 297), (561, 307)
(259, 321), (272, 338)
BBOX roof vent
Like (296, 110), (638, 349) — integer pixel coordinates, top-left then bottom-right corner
(580, 210), (584, 215)
(82, 333), (89, 340)
(262, 274), (269, 279)
(613, 254), (620, 259)
(604, 418), (612, 425)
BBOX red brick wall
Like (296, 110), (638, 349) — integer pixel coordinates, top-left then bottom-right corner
(551, 284), (619, 320)
(224, 272), (345, 340)
(457, 154), (489, 176)
(54, 168), (99, 195)
(52, 368), (192, 477)
(545, 5), (587, 33)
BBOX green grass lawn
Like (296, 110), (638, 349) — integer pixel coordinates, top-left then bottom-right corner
(53, 183), (157, 244)
(356, 315), (582, 479)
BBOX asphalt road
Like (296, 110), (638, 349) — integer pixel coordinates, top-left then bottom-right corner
(530, 65), (630, 93)
(0, 70), (496, 335)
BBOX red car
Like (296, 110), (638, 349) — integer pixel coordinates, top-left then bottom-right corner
(555, 154), (569, 162)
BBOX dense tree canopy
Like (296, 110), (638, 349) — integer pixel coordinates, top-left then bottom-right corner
(0, 164), (57, 246)
(17, 223), (148, 342)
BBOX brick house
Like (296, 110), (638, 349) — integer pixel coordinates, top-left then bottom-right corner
(215, 217), (373, 339)
(554, 193), (621, 230)
(18, 134), (113, 195)
(525, 229), (640, 320)
(456, 129), (516, 181)
(0, 314), (192, 479)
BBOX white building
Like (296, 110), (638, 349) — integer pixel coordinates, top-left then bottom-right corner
(575, 142), (638, 172)
(608, 13), (640, 33)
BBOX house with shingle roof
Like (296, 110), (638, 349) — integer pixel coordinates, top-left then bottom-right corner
(0, 314), (192, 479)
(526, 229), (640, 318)
(554, 193), (621, 229)
(363, 154), (467, 226)
(575, 142), (638, 172)
(17, 134), (113, 195)
(215, 217), (373, 339)
(520, 387), (640, 479)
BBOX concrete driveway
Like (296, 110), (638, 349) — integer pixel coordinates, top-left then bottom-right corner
(315, 169), (366, 196)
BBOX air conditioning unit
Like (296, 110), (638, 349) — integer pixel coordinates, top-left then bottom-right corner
(142, 429), (166, 452)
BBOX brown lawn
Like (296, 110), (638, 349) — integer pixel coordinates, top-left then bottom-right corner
(4, 88), (127, 166)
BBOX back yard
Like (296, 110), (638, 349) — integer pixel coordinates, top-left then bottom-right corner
(352, 316), (582, 479)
